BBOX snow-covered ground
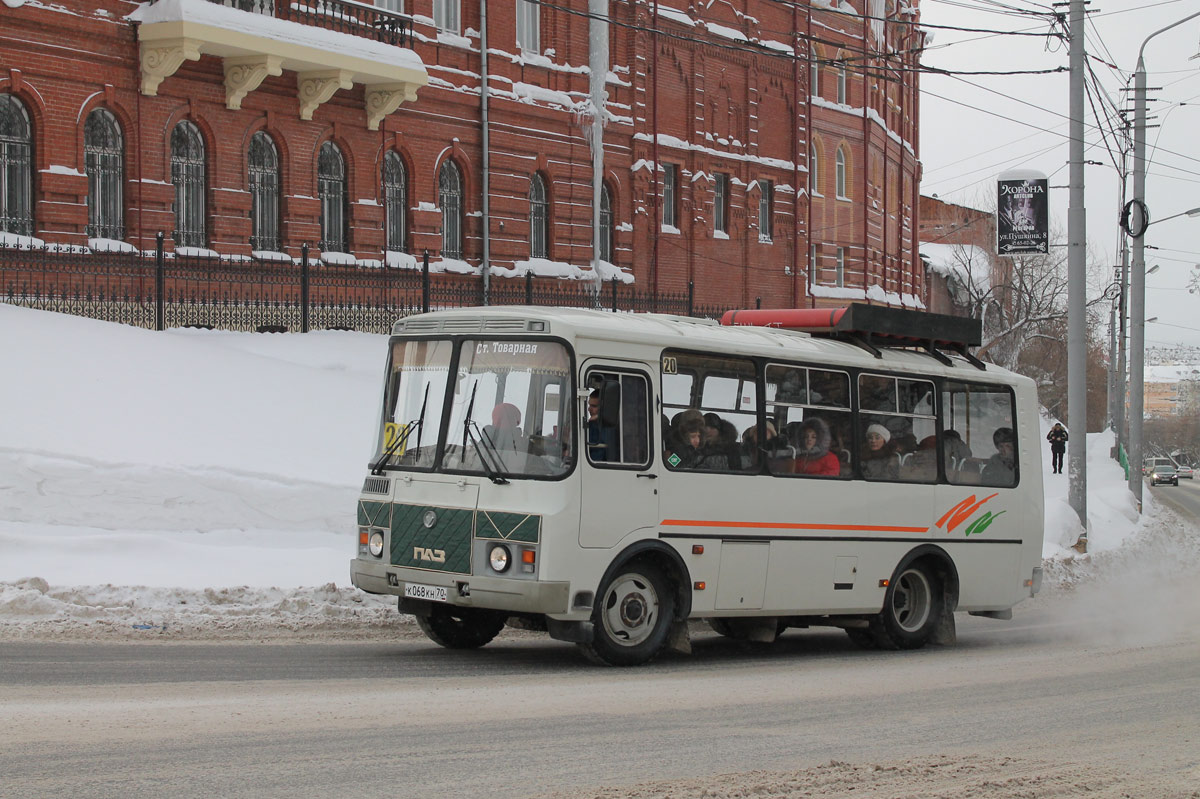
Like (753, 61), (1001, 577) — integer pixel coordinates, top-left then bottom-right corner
(0, 304), (1183, 639)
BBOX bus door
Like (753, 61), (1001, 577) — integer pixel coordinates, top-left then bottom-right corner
(937, 381), (1024, 596)
(578, 363), (658, 549)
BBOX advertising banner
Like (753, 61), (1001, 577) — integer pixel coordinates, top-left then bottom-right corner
(996, 173), (1049, 255)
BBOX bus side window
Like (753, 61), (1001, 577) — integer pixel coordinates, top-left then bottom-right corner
(943, 382), (1017, 488)
(586, 371), (650, 468)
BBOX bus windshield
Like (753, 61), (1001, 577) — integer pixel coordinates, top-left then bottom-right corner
(376, 338), (574, 479)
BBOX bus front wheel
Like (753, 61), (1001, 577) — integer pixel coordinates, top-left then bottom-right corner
(870, 562), (942, 650)
(580, 563), (676, 666)
(415, 604), (507, 649)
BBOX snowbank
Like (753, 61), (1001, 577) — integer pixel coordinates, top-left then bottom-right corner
(0, 304), (1187, 638)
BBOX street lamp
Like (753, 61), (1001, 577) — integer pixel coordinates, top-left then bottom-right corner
(1129, 11), (1200, 510)
(1151, 206), (1200, 226)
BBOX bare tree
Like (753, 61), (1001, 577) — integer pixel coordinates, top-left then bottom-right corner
(929, 223), (1111, 430)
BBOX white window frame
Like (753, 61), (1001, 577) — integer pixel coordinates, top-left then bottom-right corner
(837, 65), (847, 104)
(809, 144), (820, 196)
(516, 0), (540, 53)
(757, 179), (772, 243)
(836, 246), (846, 287)
(714, 172), (728, 236)
(661, 163), (677, 230)
(836, 146), (848, 199)
(433, 0), (460, 34)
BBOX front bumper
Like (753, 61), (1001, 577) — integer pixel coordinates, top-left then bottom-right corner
(351, 558), (572, 615)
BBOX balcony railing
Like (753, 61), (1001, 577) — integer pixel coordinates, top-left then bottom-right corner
(212, 0), (414, 48)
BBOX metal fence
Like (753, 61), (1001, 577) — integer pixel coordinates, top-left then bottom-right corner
(0, 237), (727, 334)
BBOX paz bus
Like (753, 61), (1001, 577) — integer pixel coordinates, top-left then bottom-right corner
(350, 303), (1044, 666)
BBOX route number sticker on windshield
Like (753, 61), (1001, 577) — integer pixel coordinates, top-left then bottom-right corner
(383, 422), (409, 456)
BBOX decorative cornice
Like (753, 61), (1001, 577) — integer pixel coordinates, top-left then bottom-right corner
(139, 38), (201, 96)
(296, 69), (353, 120)
(223, 55), (283, 110)
(364, 82), (420, 131)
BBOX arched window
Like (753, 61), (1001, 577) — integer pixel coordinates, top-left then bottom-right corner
(438, 159), (462, 259)
(835, 145), (847, 198)
(248, 131), (279, 252)
(599, 183), (613, 263)
(383, 151), (407, 253)
(318, 141), (347, 252)
(0, 94), (34, 237)
(809, 144), (819, 194)
(85, 109), (124, 241)
(529, 172), (548, 259)
(170, 120), (206, 247)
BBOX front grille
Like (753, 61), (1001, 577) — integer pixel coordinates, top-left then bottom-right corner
(362, 476), (391, 495)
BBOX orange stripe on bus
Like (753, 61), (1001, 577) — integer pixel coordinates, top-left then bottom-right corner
(661, 519), (930, 534)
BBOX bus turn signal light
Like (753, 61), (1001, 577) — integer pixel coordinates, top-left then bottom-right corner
(694, 581), (706, 590)
(521, 549), (536, 564)
(692, 545), (704, 555)
(879, 579), (890, 588)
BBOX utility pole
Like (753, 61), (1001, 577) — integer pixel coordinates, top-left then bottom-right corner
(1129, 10), (1200, 509)
(1066, 0), (1088, 534)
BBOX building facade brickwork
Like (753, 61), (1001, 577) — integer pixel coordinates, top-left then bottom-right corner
(0, 0), (925, 310)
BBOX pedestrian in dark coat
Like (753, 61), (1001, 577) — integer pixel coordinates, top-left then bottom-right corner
(1047, 422), (1068, 474)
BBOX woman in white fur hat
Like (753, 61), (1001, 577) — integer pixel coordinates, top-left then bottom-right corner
(860, 422), (899, 480)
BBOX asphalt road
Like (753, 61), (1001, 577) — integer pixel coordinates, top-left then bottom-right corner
(2, 580), (1199, 799)
(1149, 471), (1200, 518)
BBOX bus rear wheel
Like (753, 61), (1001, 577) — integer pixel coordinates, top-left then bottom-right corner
(870, 562), (942, 650)
(415, 604), (507, 649)
(580, 563), (675, 666)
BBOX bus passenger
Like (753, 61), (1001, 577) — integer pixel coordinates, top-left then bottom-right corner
(586, 390), (618, 462)
(791, 417), (840, 476)
(983, 427), (1016, 485)
(667, 409), (706, 468)
(860, 423), (898, 480)
(486, 403), (526, 452)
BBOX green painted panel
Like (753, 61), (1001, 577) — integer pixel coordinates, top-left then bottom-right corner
(390, 504), (474, 574)
(358, 500), (391, 528)
(476, 510), (541, 544)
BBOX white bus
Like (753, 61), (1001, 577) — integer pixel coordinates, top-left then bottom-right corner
(351, 304), (1044, 666)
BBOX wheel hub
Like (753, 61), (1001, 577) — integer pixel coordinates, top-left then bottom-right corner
(620, 593), (647, 627)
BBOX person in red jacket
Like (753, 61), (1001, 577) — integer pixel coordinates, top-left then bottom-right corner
(791, 417), (841, 476)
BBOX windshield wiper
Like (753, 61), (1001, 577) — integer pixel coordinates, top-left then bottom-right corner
(459, 381), (509, 485)
(370, 383), (430, 475)
(468, 420), (510, 485)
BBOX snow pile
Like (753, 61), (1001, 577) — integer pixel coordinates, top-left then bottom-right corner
(1038, 420), (1148, 560)
(0, 304), (1181, 639)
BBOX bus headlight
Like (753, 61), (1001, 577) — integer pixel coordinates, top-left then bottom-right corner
(489, 544), (511, 573)
(369, 530), (385, 558)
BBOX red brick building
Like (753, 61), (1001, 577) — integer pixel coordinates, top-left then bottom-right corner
(918, 195), (1005, 315)
(0, 0), (926, 310)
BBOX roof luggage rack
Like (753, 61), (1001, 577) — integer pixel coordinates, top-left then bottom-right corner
(720, 303), (986, 370)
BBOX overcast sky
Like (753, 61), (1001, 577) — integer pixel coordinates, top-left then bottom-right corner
(919, 0), (1200, 349)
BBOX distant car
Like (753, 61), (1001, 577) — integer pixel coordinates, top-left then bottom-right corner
(1144, 457), (1174, 476)
(1177, 464), (1194, 480)
(1150, 464), (1179, 486)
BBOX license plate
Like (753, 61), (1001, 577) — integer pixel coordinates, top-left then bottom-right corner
(404, 582), (448, 602)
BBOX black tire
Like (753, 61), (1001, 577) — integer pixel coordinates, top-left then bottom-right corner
(414, 604), (507, 649)
(579, 562), (675, 666)
(870, 561), (942, 650)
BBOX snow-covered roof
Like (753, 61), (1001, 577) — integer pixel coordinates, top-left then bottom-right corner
(1146, 364), (1200, 384)
(919, 242), (993, 292)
